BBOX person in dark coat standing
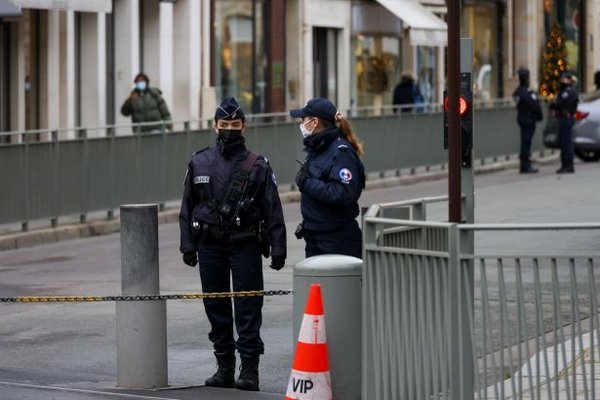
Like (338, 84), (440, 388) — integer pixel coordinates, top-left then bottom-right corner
(550, 71), (579, 173)
(121, 72), (172, 133)
(290, 98), (365, 259)
(179, 97), (287, 391)
(393, 73), (421, 114)
(513, 67), (543, 173)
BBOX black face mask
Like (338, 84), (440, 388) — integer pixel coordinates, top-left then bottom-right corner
(217, 129), (243, 143)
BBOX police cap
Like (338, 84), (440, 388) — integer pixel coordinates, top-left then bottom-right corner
(289, 97), (337, 124)
(215, 97), (245, 122)
(560, 71), (574, 85)
(517, 67), (530, 78)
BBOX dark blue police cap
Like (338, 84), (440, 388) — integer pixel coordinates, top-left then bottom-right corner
(560, 71), (573, 80)
(289, 97), (337, 124)
(517, 67), (530, 77)
(215, 97), (245, 122)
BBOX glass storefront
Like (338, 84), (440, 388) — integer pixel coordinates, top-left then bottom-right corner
(463, 1), (501, 101)
(416, 46), (436, 104)
(544, 0), (583, 84)
(353, 35), (401, 109)
(213, 0), (261, 112)
(351, 0), (402, 112)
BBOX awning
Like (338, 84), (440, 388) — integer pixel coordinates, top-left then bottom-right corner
(9, 0), (111, 13)
(375, 0), (447, 47)
(0, 0), (22, 18)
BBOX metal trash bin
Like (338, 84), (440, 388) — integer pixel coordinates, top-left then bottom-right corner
(293, 254), (363, 400)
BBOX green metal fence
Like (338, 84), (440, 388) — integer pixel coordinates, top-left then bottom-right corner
(362, 198), (600, 400)
(0, 101), (544, 228)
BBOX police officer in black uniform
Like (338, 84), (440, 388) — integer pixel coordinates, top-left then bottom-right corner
(290, 98), (366, 259)
(513, 67), (543, 173)
(550, 71), (579, 173)
(179, 97), (286, 391)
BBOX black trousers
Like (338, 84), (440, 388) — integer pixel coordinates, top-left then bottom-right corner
(197, 240), (264, 356)
(304, 221), (362, 259)
(518, 123), (535, 170)
(558, 117), (575, 170)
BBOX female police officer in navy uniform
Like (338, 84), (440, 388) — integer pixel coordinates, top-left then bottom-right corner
(290, 97), (365, 259)
(179, 97), (286, 391)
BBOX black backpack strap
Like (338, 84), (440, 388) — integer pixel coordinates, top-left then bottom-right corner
(240, 151), (260, 173)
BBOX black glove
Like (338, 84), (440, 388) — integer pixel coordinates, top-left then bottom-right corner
(182, 252), (198, 267)
(269, 256), (285, 271)
(295, 167), (309, 191)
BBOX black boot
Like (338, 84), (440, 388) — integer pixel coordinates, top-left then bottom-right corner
(234, 355), (259, 391)
(205, 351), (235, 388)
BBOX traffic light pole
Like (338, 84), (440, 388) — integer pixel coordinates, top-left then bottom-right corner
(447, 0), (461, 223)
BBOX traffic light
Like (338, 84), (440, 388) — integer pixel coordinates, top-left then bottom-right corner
(443, 73), (473, 168)
(459, 73), (473, 168)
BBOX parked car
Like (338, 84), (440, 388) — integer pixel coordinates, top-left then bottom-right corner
(543, 93), (600, 162)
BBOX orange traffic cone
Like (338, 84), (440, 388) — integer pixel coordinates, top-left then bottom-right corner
(285, 283), (332, 400)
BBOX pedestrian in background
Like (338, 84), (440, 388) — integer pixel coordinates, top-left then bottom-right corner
(120, 72), (172, 134)
(290, 97), (366, 259)
(179, 97), (287, 391)
(550, 71), (579, 174)
(512, 67), (543, 173)
(393, 73), (423, 114)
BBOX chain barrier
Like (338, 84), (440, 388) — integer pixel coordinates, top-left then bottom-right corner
(0, 289), (293, 304)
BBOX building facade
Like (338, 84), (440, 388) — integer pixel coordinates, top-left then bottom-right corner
(0, 0), (597, 138)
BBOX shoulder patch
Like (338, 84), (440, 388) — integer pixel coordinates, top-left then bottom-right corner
(338, 168), (353, 184)
(562, 91), (569, 99)
(530, 93), (538, 100)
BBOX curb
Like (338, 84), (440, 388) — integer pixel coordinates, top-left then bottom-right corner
(0, 153), (559, 251)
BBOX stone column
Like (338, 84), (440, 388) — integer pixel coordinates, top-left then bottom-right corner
(80, 11), (107, 136)
(173, 0), (201, 122)
(59, 10), (75, 138)
(114, 0), (140, 129)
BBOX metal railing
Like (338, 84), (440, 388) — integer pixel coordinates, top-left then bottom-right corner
(0, 100), (542, 229)
(362, 198), (600, 400)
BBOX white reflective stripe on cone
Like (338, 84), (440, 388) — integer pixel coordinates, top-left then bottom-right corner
(297, 313), (327, 344)
(285, 369), (332, 400)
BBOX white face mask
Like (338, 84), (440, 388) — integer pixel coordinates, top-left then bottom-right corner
(299, 119), (314, 139)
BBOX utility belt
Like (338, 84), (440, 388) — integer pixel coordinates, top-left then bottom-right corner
(192, 220), (259, 244)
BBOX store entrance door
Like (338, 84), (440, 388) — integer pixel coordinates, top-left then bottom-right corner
(313, 27), (338, 104)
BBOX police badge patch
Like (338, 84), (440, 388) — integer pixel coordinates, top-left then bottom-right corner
(194, 175), (210, 184)
(338, 168), (352, 184)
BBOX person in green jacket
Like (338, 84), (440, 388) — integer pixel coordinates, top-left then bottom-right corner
(121, 72), (172, 134)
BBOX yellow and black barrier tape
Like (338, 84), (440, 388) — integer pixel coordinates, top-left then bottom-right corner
(0, 290), (293, 303)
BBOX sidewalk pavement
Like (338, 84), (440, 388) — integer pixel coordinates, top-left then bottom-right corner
(0, 152), (558, 251)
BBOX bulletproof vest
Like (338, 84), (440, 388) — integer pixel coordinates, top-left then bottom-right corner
(215, 151), (259, 228)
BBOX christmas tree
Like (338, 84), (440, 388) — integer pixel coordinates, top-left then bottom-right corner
(539, 23), (568, 101)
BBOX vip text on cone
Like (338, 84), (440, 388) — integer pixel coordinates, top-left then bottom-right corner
(285, 283), (332, 399)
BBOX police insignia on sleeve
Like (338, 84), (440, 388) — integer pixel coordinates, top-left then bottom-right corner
(338, 168), (352, 184)
(194, 175), (210, 184)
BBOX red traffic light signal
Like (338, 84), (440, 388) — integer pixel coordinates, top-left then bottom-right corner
(444, 95), (469, 116)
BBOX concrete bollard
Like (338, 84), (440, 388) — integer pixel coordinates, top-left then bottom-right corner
(294, 255), (363, 399)
(116, 204), (168, 388)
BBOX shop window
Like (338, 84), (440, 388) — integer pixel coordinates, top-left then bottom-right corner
(463, 3), (499, 101)
(213, 0), (265, 113)
(353, 35), (401, 110)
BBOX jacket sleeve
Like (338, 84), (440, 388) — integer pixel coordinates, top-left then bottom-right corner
(156, 93), (172, 121)
(121, 93), (135, 117)
(257, 161), (287, 259)
(302, 146), (364, 206)
(179, 162), (196, 254)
